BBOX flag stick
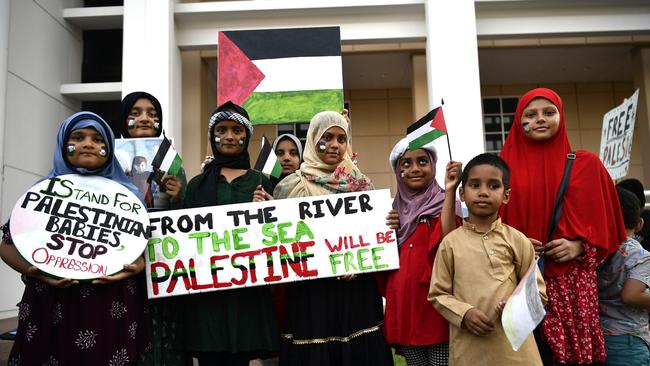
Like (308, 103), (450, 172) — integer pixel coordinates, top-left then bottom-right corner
(440, 99), (453, 160)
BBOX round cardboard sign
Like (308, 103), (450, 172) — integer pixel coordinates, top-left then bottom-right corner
(10, 174), (150, 280)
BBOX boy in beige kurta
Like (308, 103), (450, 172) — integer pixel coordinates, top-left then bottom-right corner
(428, 154), (546, 366)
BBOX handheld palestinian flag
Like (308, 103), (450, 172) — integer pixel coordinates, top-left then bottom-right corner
(406, 107), (447, 151)
(217, 27), (344, 124)
(254, 136), (282, 178)
(151, 136), (182, 176)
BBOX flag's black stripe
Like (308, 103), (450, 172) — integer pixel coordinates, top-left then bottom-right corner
(406, 107), (439, 134)
(152, 137), (171, 168)
(223, 27), (340, 60)
(254, 137), (274, 171)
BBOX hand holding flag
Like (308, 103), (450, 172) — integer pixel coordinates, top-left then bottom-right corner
(149, 135), (187, 203)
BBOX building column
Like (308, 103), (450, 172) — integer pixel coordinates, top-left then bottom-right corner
(632, 47), (650, 187)
(0, 0), (9, 205)
(423, 0), (484, 181)
(122, 0), (182, 151)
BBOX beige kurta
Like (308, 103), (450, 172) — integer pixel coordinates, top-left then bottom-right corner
(428, 218), (547, 366)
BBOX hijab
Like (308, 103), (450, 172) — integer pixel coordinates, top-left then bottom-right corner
(119, 91), (164, 138)
(500, 88), (625, 277)
(192, 103), (254, 206)
(390, 138), (461, 243)
(273, 111), (372, 199)
(270, 134), (304, 189)
(42, 111), (142, 200)
(272, 133), (304, 163)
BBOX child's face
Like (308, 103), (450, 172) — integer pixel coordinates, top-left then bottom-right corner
(317, 126), (347, 165)
(275, 139), (300, 175)
(213, 120), (246, 156)
(66, 127), (108, 169)
(127, 98), (159, 138)
(520, 98), (560, 142)
(399, 149), (434, 191)
(460, 164), (510, 218)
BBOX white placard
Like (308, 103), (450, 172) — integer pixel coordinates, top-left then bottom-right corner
(10, 174), (150, 280)
(145, 189), (399, 299)
(502, 258), (546, 351)
(599, 89), (639, 180)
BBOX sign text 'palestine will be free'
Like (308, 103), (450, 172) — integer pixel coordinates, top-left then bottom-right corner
(146, 189), (399, 299)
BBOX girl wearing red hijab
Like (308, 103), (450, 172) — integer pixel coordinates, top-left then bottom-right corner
(500, 88), (626, 365)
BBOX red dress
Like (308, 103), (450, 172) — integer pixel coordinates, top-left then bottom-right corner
(543, 245), (606, 364)
(383, 217), (448, 346)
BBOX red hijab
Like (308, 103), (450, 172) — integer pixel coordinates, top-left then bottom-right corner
(500, 88), (625, 277)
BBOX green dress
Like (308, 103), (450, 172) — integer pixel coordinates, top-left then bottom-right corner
(181, 169), (278, 357)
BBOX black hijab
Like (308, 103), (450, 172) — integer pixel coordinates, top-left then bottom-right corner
(195, 102), (254, 205)
(119, 91), (164, 138)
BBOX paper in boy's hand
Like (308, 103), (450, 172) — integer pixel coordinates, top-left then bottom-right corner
(501, 258), (546, 351)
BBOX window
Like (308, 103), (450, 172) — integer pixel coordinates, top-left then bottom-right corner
(276, 123), (309, 148)
(482, 96), (518, 154)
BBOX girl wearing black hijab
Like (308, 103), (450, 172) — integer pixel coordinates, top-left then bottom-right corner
(120, 91), (184, 210)
(180, 101), (278, 366)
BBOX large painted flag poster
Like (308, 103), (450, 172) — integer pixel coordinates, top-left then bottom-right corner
(217, 27), (344, 124)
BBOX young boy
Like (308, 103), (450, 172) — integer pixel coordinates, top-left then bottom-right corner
(428, 153), (546, 365)
(597, 187), (650, 366)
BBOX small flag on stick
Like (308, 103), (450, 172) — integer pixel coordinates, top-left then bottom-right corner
(254, 136), (282, 178)
(151, 135), (182, 176)
(406, 106), (447, 151)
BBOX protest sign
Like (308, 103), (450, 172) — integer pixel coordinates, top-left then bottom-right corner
(599, 89), (639, 180)
(10, 174), (150, 280)
(146, 189), (398, 299)
(502, 258), (546, 351)
(115, 137), (186, 210)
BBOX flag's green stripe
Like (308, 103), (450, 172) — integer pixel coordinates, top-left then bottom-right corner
(408, 129), (446, 150)
(271, 161), (283, 178)
(243, 89), (343, 124)
(167, 154), (183, 176)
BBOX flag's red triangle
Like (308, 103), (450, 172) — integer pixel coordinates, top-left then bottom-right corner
(217, 32), (265, 106)
(430, 107), (447, 133)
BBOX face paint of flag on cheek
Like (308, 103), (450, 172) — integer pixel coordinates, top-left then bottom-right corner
(67, 144), (76, 157)
(99, 146), (108, 158)
(127, 117), (136, 129)
(153, 118), (160, 133)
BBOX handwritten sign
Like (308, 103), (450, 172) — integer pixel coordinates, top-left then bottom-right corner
(10, 174), (150, 280)
(146, 189), (398, 299)
(599, 89), (639, 180)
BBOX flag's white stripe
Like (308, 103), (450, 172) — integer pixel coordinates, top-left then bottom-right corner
(253, 56), (343, 93)
(408, 121), (434, 140)
(160, 147), (178, 171)
(262, 152), (279, 175)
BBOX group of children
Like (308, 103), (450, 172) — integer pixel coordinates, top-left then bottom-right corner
(0, 87), (648, 366)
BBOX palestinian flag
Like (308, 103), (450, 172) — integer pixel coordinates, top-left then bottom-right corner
(217, 27), (344, 124)
(406, 107), (447, 150)
(151, 136), (182, 176)
(254, 136), (282, 178)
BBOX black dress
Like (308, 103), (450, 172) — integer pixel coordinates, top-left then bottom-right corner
(280, 275), (394, 366)
(180, 170), (278, 358)
(3, 224), (149, 366)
